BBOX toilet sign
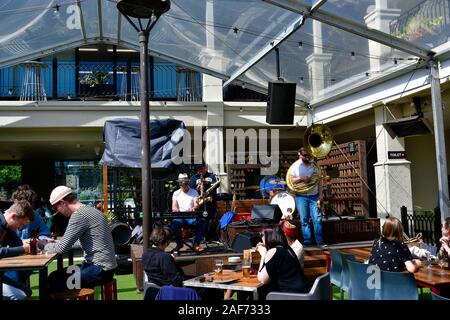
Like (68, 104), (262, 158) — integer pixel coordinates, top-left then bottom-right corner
(388, 151), (406, 159)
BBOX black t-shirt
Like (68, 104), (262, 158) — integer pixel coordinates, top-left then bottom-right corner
(369, 237), (413, 272)
(263, 246), (309, 293)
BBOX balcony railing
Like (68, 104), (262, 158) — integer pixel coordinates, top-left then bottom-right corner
(0, 59), (202, 101)
(389, 0), (450, 45)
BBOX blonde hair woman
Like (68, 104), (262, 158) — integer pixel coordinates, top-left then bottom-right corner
(368, 217), (422, 273)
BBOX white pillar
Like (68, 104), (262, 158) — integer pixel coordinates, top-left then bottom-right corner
(202, 0), (227, 192)
(373, 105), (413, 220)
(306, 20), (332, 99)
(364, 2), (400, 72)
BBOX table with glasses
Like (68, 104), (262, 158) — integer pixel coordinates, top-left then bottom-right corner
(0, 252), (58, 300)
(326, 246), (450, 295)
(183, 269), (263, 300)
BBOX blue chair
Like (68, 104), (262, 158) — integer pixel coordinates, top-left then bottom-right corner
(347, 260), (378, 300)
(431, 291), (450, 300)
(340, 252), (355, 299)
(379, 270), (418, 300)
(266, 272), (332, 300)
(329, 249), (343, 289)
(155, 285), (201, 300)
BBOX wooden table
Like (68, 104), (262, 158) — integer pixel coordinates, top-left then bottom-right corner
(0, 252), (58, 300)
(183, 269), (263, 300)
(327, 246), (450, 295)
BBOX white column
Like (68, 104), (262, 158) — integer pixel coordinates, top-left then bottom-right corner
(373, 105), (413, 220)
(364, 2), (401, 72)
(202, 0), (227, 192)
(305, 20), (332, 99)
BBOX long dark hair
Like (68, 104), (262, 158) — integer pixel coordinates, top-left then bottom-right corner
(262, 225), (288, 250)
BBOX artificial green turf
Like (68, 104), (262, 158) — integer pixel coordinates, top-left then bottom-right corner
(29, 260), (143, 300)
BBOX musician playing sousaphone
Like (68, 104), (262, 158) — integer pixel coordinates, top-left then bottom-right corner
(170, 173), (206, 253)
(289, 147), (324, 246)
(189, 163), (219, 241)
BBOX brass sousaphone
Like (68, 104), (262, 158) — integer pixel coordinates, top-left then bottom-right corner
(287, 124), (333, 194)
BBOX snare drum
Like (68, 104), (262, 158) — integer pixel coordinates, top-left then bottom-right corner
(269, 191), (296, 219)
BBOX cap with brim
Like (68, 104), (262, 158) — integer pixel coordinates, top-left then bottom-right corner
(50, 186), (73, 205)
(177, 173), (189, 181)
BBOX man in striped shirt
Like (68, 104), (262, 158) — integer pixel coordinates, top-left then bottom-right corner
(47, 186), (117, 292)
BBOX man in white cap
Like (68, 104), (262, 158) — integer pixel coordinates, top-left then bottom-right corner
(170, 173), (205, 253)
(46, 185), (117, 293)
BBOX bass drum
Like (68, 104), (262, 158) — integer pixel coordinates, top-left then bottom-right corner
(270, 191), (296, 219)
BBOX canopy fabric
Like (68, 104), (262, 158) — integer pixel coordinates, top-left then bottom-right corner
(100, 118), (186, 168)
(0, 0), (447, 105)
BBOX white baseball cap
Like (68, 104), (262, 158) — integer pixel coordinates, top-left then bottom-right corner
(50, 186), (73, 205)
(177, 173), (189, 181)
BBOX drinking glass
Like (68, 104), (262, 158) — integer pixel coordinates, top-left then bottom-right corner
(214, 259), (224, 278)
(426, 253), (432, 270)
(437, 258), (446, 275)
(242, 259), (251, 278)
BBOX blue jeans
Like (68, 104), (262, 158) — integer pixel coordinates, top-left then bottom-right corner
(295, 194), (324, 245)
(48, 262), (116, 292)
(170, 218), (206, 246)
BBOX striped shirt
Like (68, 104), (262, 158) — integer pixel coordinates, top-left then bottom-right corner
(54, 205), (117, 271)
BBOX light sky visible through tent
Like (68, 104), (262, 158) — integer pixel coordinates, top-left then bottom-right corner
(0, 0), (448, 105)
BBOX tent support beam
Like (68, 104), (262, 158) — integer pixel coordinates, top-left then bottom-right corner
(429, 59), (450, 221)
(264, 0), (433, 59)
(223, 15), (305, 87)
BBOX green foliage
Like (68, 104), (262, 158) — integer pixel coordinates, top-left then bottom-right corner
(0, 165), (21, 190)
(80, 70), (110, 87)
(393, 16), (444, 41)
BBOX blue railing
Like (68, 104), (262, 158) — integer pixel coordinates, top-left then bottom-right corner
(0, 59), (202, 101)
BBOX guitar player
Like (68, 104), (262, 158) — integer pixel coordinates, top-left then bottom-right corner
(170, 173), (206, 253)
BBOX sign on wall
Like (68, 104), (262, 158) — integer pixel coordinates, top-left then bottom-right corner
(388, 151), (406, 159)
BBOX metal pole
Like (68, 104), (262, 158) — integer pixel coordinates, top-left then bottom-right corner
(139, 30), (152, 251)
(429, 59), (450, 222)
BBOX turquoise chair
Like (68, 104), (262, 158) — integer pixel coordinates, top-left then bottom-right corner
(431, 291), (450, 300)
(379, 270), (418, 300)
(340, 252), (356, 299)
(329, 250), (343, 292)
(347, 260), (378, 300)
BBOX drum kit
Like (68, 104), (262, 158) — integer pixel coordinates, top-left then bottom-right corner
(258, 176), (296, 219)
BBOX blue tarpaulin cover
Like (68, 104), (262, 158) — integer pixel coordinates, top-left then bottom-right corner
(100, 118), (185, 168)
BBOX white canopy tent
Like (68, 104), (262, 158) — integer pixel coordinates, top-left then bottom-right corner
(0, 0), (448, 219)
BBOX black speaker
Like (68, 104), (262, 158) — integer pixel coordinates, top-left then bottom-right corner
(231, 232), (262, 252)
(251, 204), (282, 222)
(266, 81), (296, 124)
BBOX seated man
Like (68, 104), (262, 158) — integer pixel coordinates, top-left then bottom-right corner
(0, 200), (34, 300)
(170, 173), (206, 253)
(46, 186), (117, 293)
